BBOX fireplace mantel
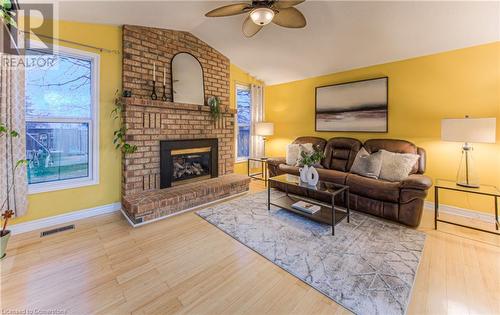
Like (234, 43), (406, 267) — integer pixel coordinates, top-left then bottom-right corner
(121, 98), (236, 114)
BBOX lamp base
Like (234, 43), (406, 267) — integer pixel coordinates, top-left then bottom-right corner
(456, 182), (480, 189)
(456, 143), (480, 188)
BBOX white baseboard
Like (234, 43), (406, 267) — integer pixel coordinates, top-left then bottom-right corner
(424, 201), (496, 223)
(9, 202), (122, 235)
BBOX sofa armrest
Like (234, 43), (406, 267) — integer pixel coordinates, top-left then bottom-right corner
(401, 174), (433, 191)
(267, 157), (286, 177)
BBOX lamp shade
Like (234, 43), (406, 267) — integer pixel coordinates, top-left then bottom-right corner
(441, 117), (496, 143)
(255, 122), (274, 137)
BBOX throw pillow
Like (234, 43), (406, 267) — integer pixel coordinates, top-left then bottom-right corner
(350, 147), (383, 179)
(285, 144), (300, 165)
(378, 150), (420, 182)
(295, 143), (314, 167)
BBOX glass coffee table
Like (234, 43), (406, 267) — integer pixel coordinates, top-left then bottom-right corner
(267, 174), (350, 235)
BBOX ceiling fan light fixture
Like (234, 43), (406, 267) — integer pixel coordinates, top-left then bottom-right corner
(250, 7), (275, 26)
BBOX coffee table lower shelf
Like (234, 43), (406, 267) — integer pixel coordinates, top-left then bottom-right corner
(269, 194), (348, 235)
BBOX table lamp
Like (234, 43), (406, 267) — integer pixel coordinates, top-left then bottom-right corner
(441, 116), (496, 188)
(255, 122), (274, 158)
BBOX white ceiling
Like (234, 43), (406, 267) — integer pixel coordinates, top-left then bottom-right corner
(58, 1), (500, 85)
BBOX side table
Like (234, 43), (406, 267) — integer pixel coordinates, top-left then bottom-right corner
(247, 157), (268, 186)
(434, 179), (499, 235)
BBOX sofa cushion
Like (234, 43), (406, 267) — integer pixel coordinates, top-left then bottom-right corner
(346, 174), (401, 202)
(322, 137), (362, 171)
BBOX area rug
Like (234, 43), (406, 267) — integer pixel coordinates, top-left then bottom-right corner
(196, 191), (425, 315)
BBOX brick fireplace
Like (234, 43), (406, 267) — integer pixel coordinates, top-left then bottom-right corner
(120, 25), (250, 225)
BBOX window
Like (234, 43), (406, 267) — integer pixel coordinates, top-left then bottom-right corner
(25, 45), (99, 193)
(235, 84), (251, 161)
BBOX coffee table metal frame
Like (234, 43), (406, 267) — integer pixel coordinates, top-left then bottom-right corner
(267, 174), (350, 235)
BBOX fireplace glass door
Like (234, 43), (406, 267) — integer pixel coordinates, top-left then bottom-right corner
(171, 147), (211, 185)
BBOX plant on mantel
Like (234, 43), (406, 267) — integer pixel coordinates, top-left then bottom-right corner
(0, 122), (28, 259)
(207, 96), (221, 122)
(112, 90), (137, 154)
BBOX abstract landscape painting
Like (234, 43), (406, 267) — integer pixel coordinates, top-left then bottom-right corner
(315, 77), (388, 132)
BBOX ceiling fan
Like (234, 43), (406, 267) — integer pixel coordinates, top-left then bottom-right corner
(205, 0), (306, 38)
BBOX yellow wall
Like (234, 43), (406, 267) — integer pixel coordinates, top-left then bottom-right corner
(265, 42), (500, 212)
(229, 64), (264, 175)
(11, 20), (123, 224)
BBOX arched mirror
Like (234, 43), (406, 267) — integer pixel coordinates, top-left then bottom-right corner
(171, 53), (204, 105)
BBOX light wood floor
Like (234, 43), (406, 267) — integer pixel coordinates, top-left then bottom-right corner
(1, 181), (499, 315)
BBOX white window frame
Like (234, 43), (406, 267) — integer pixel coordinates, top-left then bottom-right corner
(27, 43), (100, 194)
(235, 84), (251, 163)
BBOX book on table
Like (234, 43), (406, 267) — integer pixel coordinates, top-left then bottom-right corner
(291, 200), (321, 214)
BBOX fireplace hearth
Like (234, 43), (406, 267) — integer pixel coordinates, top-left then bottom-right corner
(160, 139), (218, 188)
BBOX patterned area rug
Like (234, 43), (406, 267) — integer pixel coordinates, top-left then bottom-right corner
(196, 191), (425, 315)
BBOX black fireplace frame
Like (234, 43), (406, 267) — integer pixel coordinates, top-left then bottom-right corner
(160, 138), (218, 188)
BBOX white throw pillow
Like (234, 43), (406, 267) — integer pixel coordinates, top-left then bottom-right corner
(378, 150), (420, 182)
(286, 143), (313, 166)
(286, 144), (300, 166)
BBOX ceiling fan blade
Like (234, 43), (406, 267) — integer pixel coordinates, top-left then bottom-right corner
(242, 16), (263, 37)
(205, 3), (251, 17)
(273, 0), (305, 9)
(272, 7), (306, 28)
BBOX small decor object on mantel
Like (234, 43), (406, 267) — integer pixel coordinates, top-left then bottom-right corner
(162, 66), (167, 101)
(298, 145), (324, 186)
(151, 62), (158, 100)
(207, 96), (221, 121)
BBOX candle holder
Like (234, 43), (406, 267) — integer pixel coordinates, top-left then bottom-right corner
(161, 85), (167, 101)
(151, 80), (157, 100)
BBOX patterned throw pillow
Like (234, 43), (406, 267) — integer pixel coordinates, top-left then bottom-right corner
(350, 147), (383, 179)
(295, 143), (314, 167)
(285, 143), (313, 166)
(378, 150), (420, 182)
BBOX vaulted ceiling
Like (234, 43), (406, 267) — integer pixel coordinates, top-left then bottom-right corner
(58, 1), (500, 85)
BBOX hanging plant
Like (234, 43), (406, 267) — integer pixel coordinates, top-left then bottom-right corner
(207, 96), (221, 121)
(111, 90), (138, 154)
(0, 0), (17, 28)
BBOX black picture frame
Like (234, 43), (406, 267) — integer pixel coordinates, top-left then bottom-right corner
(315, 76), (389, 133)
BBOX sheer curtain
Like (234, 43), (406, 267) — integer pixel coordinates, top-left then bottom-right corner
(250, 84), (264, 167)
(0, 55), (28, 217)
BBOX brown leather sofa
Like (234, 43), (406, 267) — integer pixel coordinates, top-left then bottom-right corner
(267, 137), (432, 227)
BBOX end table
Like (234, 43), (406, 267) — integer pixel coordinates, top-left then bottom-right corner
(434, 179), (499, 235)
(247, 157), (268, 186)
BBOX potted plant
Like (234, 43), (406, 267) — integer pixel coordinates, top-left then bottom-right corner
(207, 96), (221, 122)
(1, 210), (14, 259)
(0, 123), (28, 259)
(298, 145), (324, 186)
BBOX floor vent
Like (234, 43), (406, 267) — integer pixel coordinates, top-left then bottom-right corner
(40, 224), (75, 237)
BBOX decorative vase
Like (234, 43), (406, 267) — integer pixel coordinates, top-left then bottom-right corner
(299, 166), (310, 183)
(307, 166), (319, 186)
(0, 230), (11, 260)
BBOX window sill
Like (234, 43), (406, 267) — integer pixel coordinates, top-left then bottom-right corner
(28, 177), (99, 195)
(235, 158), (249, 163)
